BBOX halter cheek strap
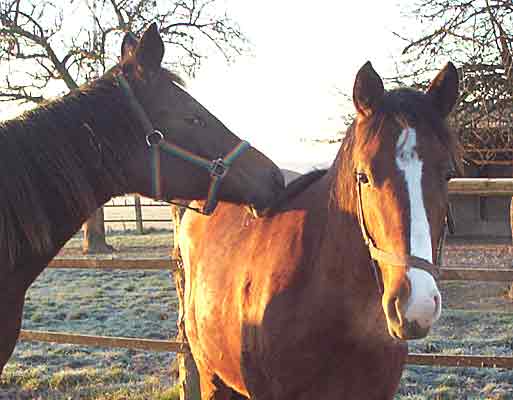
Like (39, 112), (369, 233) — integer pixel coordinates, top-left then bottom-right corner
(355, 173), (443, 292)
(151, 138), (250, 215)
(117, 75), (251, 215)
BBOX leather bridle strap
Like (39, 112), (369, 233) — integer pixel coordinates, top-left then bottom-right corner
(117, 75), (251, 215)
(367, 243), (440, 279)
(355, 173), (441, 287)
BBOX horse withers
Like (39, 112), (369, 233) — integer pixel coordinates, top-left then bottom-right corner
(0, 24), (283, 377)
(179, 62), (460, 399)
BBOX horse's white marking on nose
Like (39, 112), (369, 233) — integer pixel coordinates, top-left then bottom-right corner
(395, 127), (442, 329)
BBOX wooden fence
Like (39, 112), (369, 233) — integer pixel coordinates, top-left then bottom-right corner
(19, 260), (513, 369)
(103, 194), (171, 233)
(17, 178), (513, 372)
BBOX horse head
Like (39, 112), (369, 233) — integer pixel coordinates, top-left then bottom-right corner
(347, 61), (459, 340)
(115, 23), (284, 214)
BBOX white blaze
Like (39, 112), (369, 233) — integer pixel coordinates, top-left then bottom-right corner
(395, 127), (441, 329)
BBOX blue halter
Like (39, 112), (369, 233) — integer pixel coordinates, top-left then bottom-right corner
(117, 75), (251, 215)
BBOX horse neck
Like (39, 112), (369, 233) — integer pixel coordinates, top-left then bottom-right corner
(312, 149), (379, 306)
(0, 77), (141, 271)
(295, 159), (385, 344)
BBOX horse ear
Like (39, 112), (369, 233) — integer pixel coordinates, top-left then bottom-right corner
(353, 61), (384, 117)
(121, 32), (138, 60)
(426, 62), (459, 118)
(135, 22), (164, 74)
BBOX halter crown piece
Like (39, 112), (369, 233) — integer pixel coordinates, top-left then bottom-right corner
(355, 172), (443, 293)
(116, 74), (251, 215)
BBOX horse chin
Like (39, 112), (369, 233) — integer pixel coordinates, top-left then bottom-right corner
(387, 320), (431, 341)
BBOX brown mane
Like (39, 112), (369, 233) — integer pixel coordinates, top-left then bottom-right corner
(263, 169), (327, 215)
(0, 68), (182, 270)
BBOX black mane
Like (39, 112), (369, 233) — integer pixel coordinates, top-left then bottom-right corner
(0, 73), (143, 269)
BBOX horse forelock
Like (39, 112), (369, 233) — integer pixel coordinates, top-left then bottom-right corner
(332, 88), (460, 212)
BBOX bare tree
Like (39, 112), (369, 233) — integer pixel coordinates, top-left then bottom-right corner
(394, 0), (513, 295)
(0, 0), (249, 253)
(392, 0), (513, 165)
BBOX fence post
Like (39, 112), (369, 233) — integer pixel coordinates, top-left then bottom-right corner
(134, 195), (144, 234)
(82, 207), (114, 253)
(171, 205), (201, 400)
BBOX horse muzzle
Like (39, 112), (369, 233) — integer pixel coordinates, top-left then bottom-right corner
(382, 268), (442, 341)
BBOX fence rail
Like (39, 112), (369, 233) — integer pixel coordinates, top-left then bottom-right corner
(19, 330), (187, 353)
(18, 329), (513, 369)
(448, 178), (513, 195)
(47, 259), (513, 282)
(47, 258), (173, 270)
(406, 354), (513, 369)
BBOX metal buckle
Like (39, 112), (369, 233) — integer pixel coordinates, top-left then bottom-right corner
(146, 130), (164, 147)
(210, 158), (228, 179)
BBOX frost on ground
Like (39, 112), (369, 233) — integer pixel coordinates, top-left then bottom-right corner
(1, 231), (180, 400)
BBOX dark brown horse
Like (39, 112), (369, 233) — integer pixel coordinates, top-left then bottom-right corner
(179, 62), (460, 399)
(0, 24), (284, 376)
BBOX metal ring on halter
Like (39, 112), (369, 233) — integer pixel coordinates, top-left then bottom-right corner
(146, 130), (164, 147)
(210, 158), (229, 179)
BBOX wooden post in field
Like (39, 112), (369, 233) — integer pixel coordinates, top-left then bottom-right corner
(134, 195), (144, 234)
(508, 198), (513, 299)
(171, 204), (201, 400)
(82, 207), (113, 254)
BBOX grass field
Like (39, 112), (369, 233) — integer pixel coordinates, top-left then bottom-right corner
(1, 229), (513, 399)
(1, 230), (179, 400)
(398, 309), (513, 399)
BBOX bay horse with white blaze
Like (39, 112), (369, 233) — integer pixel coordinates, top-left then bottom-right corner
(179, 62), (460, 399)
(0, 23), (283, 377)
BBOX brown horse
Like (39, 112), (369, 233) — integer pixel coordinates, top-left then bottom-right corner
(179, 62), (460, 399)
(0, 24), (284, 377)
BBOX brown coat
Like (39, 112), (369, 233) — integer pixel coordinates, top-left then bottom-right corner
(179, 61), (460, 399)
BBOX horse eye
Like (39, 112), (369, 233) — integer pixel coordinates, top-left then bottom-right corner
(185, 116), (205, 127)
(357, 172), (369, 184)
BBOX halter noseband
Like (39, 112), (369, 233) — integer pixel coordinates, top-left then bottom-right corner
(355, 172), (445, 293)
(117, 75), (250, 215)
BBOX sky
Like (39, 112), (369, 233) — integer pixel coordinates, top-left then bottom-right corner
(187, 0), (414, 171)
(1, 0), (427, 172)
